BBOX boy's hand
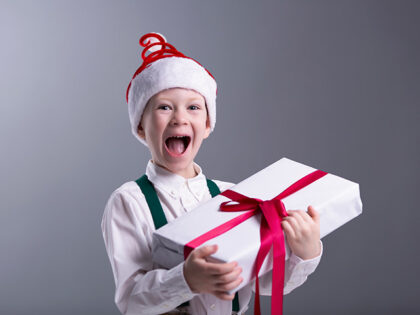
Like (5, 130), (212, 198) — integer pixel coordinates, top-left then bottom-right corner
(183, 245), (243, 300)
(281, 205), (321, 260)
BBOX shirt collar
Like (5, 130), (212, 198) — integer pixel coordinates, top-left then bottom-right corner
(145, 160), (207, 193)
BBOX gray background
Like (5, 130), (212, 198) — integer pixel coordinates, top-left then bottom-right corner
(1, 0), (419, 314)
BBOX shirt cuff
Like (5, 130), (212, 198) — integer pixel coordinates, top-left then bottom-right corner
(288, 240), (323, 275)
(163, 262), (198, 304)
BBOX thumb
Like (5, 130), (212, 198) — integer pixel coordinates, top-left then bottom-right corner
(194, 244), (218, 259)
(307, 205), (320, 223)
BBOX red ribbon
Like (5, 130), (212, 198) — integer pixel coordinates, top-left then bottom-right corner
(184, 169), (327, 315)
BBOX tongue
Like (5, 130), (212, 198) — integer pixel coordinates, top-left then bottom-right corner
(166, 138), (186, 155)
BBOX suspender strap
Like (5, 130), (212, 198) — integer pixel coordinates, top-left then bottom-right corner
(232, 291), (240, 313)
(136, 175), (168, 229)
(135, 175), (240, 312)
(206, 178), (221, 197)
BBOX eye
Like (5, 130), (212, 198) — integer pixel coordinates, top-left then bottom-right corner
(188, 104), (200, 110)
(158, 104), (171, 110)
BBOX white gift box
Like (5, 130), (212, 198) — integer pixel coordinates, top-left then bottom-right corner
(152, 157), (363, 293)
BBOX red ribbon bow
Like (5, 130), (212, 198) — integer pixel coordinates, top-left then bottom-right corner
(184, 169), (327, 315)
(220, 190), (289, 315)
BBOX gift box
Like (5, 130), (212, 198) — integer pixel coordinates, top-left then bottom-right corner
(152, 157), (363, 295)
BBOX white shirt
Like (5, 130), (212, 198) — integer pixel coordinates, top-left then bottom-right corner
(101, 161), (323, 315)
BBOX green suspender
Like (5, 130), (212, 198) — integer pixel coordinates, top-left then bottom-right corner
(136, 174), (240, 313)
(136, 175), (168, 228)
(206, 178), (221, 197)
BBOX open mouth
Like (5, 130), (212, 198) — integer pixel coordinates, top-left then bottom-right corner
(165, 135), (191, 156)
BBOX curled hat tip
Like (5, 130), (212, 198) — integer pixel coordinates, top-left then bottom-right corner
(140, 32), (166, 52)
(150, 32), (166, 42)
(147, 32), (167, 52)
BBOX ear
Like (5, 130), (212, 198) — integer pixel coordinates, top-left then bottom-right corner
(137, 123), (146, 140)
(203, 117), (211, 139)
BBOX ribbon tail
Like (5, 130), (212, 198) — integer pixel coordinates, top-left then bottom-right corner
(260, 199), (286, 315)
(254, 275), (261, 315)
(254, 216), (273, 315)
(271, 228), (286, 315)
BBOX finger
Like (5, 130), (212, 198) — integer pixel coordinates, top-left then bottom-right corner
(216, 276), (243, 291)
(287, 210), (307, 226)
(307, 205), (320, 223)
(284, 216), (305, 238)
(205, 261), (238, 275)
(291, 209), (313, 223)
(283, 215), (301, 232)
(215, 267), (242, 284)
(193, 244), (218, 259)
(281, 220), (296, 239)
(214, 291), (236, 301)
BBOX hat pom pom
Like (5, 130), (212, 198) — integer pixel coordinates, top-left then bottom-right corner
(145, 32), (166, 52)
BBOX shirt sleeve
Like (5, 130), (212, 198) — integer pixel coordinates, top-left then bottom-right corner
(101, 188), (197, 315)
(256, 240), (323, 295)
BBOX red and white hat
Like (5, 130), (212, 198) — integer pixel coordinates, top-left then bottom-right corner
(126, 33), (217, 145)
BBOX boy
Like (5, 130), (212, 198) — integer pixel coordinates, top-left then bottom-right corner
(101, 33), (322, 315)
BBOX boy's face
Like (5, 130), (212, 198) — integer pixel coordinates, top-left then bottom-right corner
(138, 88), (211, 178)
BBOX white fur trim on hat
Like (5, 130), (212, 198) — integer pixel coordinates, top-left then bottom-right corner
(128, 56), (217, 146)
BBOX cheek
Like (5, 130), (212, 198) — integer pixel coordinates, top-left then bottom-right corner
(194, 122), (210, 141)
(146, 116), (169, 145)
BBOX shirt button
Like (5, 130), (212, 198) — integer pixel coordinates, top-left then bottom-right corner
(170, 190), (176, 196)
(210, 304), (216, 310)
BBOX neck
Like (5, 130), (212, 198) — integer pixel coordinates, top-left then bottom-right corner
(152, 160), (198, 179)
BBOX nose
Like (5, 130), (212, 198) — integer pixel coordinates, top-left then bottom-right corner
(170, 108), (188, 126)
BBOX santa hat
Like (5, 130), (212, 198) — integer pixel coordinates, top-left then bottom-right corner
(126, 33), (217, 145)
